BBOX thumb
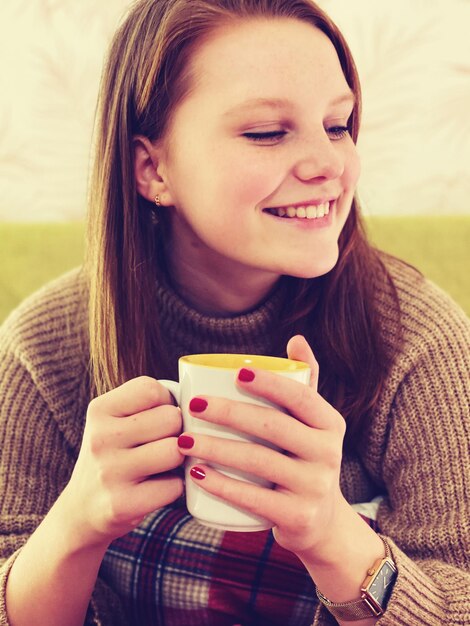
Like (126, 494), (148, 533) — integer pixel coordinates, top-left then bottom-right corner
(286, 334), (319, 389)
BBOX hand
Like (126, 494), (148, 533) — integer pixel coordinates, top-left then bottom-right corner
(177, 336), (347, 557)
(62, 376), (184, 547)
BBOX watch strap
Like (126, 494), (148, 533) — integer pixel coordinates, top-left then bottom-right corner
(315, 538), (395, 622)
(315, 587), (385, 620)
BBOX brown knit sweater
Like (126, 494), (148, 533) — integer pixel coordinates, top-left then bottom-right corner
(0, 257), (469, 626)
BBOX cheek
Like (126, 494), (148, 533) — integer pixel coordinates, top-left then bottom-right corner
(342, 146), (361, 189)
(213, 157), (283, 206)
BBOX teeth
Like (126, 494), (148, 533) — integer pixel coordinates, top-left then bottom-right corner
(269, 201), (331, 219)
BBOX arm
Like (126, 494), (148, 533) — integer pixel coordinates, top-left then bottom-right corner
(360, 312), (470, 624)
(4, 497), (109, 626)
(0, 346), (97, 626)
(0, 340), (183, 626)
(176, 324), (470, 625)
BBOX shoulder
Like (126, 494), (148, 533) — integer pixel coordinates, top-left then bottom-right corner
(376, 253), (470, 366)
(0, 267), (89, 356)
(365, 253), (470, 469)
(0, 268), (91, 449)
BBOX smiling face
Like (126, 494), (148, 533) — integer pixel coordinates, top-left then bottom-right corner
(154, 17), (361, 311)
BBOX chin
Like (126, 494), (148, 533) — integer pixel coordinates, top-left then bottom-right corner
(283, 249), (340, 280)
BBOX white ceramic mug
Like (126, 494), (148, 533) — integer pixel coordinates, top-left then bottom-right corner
(160, 353), (310, 532)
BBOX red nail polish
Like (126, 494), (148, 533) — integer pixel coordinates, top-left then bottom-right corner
(189, 397), (208, 412)
(238, 368), (255, 382)
(190, 466), (206, 480)
(178, 435), (194, 449)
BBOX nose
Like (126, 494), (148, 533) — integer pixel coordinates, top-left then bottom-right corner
(292, 132), (344, 182)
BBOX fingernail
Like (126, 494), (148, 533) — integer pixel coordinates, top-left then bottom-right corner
(238, 368), (255, 382)
(189, 397), (208, 412)
(177, 435), (194, 449)
(190, 466), (206, 480)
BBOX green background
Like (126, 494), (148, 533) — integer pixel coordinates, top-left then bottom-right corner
(1, 216), (469, 324)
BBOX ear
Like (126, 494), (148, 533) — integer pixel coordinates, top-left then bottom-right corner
(133, 135), (173, 205)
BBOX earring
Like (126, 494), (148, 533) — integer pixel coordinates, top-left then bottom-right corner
(154, 194), (161, 207)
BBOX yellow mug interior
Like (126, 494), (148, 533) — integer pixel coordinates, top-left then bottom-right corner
(180, 353), (309, 371)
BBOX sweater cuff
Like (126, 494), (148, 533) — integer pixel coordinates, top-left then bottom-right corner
(0, 549), (22, 626)
(379, 535), (447, 625)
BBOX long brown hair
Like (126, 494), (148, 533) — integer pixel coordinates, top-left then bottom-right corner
(86, 0), (400, 451)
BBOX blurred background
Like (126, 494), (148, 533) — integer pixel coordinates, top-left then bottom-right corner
(1, 0), (469, 221)
(0, 0), (469, 320)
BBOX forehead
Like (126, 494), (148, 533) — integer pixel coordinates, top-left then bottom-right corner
(185, 17), (349, 105)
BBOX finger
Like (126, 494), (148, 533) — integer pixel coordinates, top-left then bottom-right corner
(185, 397), (320, 459)
(110, 405), (182, 448)
(236, 369), (343, 432)
(90, 376), (176, 418)
(121, 437), (185, 481)
(127, 475), (184, 520)
(177, 432), (302, 488)
(186, 463), (287, 527)
(286, 334), (319, 389)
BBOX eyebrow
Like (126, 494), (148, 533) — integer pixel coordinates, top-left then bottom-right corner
(223, 92), (355, 117)
(330, 92), (356, 106)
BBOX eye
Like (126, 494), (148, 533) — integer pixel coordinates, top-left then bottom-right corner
(242, 130), (287, 144)
(326, 126), (349, 140)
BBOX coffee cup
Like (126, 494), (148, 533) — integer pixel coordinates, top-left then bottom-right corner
(160, 353), (310, 532)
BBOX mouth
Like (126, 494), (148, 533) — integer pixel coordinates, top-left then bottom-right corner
(263, 200), (333, 220)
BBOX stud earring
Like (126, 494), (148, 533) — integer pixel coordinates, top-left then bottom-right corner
(154, 194), (161, 207)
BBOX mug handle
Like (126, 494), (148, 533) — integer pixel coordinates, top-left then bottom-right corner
(158, 379), (181, 405)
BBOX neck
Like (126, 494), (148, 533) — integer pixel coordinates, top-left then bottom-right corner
(166, 250), (281, 317)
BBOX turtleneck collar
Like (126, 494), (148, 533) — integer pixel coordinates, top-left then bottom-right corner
(155, 272), (288, 374)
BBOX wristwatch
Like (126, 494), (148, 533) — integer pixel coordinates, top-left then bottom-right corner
(315, 538), (397, 621)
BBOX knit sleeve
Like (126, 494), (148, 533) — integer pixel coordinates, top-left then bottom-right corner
(368, 282), (470, 625)
(0, 299), (128, 625)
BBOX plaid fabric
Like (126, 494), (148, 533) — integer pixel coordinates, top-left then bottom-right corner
(99, 499), (379, 626)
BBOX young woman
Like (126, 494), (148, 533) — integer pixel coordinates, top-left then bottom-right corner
(0, 1), (468, 625)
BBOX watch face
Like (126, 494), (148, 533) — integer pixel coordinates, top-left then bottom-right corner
(368, 561), (397, 607)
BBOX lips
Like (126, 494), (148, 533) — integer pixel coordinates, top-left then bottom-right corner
(264, 200), (331, 219)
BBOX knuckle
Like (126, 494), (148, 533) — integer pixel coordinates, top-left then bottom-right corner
(107, 490), (130, 526)
(134, 375), (160, 397)
(220, 482), (263, 515)
(87, 396), (102, 419)
(245, 446), (272, 476)
(135, 375), (157, 386)
(297, 384), (314, 413)
(332, 411), (346, 437)
(317, 432), (342, 469)
(85, 419), (107, 456)
(243, 490), (264, 514)
(95, 460), (115, 489)
(326, 445), (342, 471)
(89, 433), (106, 456)
(290, 506), (313, 531)
(136, 375), (176, 408)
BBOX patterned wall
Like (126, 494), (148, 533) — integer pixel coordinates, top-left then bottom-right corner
(0, 0), (469, 221)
